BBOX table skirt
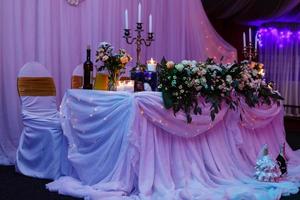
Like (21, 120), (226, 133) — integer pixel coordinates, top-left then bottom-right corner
(47, 90), (300, 200)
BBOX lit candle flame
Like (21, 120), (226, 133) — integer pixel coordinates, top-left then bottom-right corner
(149, 58), (155, 64)
(258, 69), (265, 77)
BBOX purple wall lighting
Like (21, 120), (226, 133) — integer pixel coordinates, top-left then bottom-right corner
(258, 27), (300, 48)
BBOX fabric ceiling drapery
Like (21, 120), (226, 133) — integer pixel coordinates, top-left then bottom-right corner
(0, 0), (236, 164)
(201, 0), (300, 25)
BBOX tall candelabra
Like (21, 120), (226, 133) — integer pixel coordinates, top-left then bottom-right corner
(243, 42), (258, 62)
(123, 23), (154, 69)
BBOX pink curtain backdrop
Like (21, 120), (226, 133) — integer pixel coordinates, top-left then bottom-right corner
(0, 0), (236, 164)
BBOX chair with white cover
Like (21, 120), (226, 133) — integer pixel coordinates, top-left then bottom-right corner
(16, 62), (65, 179)
(71, 63), (83, 89)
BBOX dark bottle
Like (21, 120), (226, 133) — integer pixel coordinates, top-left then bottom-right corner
(276, 143), (287, 176)
(83, 45), (93, 89)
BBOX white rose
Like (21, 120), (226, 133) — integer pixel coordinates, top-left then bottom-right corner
(242, 74), (248, 80)
(200, 77), (207, 84)
(252, 69), (258, 76)
(226, 75), (232, 83)
(102, 55), (109, 61)
(212, 71), (217, 78)
(181, 60), (189, 65)
(238, 82), (245, 90)
(175, 64), (185, 72)
(194, 79), (200, 85)
(192, 67), (199, 74)
(207, 64), (222, 71)
(171, 80), (177, 87)
(196, 86), (202, 91)
(98, 52), (105, 57)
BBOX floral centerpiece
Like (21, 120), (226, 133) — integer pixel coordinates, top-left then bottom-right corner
(95, 42), (132, 91)
(158, 58), (283, 123)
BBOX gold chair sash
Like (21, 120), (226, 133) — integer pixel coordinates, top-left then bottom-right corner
(17, 77), (56, 96)
(71, 75), (83, 89)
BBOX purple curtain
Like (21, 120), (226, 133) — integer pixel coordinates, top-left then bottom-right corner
(0, 0), (236, 164)
(259, 25), (300, 116)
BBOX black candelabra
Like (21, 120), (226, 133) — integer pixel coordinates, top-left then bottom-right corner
(243, 42), (258, 62)
(123, 23), (154, 69)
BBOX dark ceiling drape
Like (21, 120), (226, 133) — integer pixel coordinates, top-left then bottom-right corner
(201, 0), (300, 25)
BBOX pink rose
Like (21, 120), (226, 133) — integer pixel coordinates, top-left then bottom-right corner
(166, 61), (175, 69)
(120, 56), (129, 64)
(102, 55), (109, 62)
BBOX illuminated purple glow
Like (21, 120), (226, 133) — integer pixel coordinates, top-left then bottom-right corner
(258, 27), (300, 48)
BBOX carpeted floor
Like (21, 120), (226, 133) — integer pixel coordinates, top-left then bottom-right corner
(0, 165), (81, 200)
(0, 116), (299, 200)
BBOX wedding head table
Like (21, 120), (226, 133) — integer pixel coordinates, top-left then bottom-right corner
(47, 89), (300, 200)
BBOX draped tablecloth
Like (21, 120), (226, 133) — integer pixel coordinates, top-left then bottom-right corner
(47, 89), (300, 200)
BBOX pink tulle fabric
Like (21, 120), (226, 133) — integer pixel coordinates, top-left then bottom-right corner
(47, 90), (300, 200)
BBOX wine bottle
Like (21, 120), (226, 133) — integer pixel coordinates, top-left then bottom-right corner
(276, 143), (287, 176)
(83, 45), (93, 89)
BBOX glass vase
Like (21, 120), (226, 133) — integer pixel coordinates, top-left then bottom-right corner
(108, 71), (119, 91)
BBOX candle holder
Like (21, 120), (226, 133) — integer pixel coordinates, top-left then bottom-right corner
(243, 42), (258, 62)
(123, 22), (154, 69)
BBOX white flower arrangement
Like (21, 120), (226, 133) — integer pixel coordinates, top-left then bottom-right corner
(158, 58), (283, 123)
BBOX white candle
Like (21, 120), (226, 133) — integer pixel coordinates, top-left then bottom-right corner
(138, 2), (142, 23)
(117, 80), (134, 92)
(149, 14), (152, 33)
(243, 32), (246, 48)
(249, 27), (252, 43)
(147, 58), (156, 72)
(117, 82), (125, 91)
(255, 33), (258, 51)
(125, 9), (128, 29)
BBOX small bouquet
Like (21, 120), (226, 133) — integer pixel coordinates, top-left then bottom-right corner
(96, 42), (132, 90)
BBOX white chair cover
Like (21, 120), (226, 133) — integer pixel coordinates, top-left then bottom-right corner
(16, 62), (67, 179)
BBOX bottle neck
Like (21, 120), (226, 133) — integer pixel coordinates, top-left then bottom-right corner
(86, 49), (91, 61)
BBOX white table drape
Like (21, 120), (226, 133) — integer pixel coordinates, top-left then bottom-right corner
(47, 90), (300, 200)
